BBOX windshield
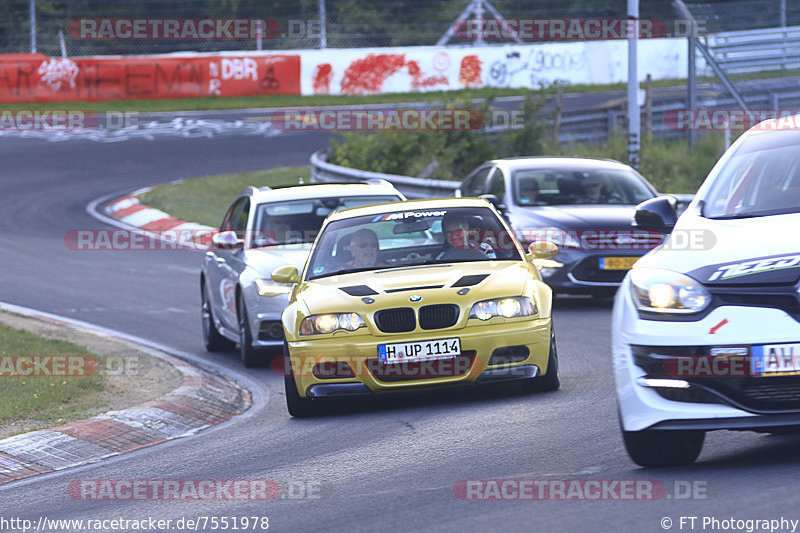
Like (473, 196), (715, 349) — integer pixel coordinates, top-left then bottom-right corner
(252, 195), (400, 247)
(703, 130), (800, 219)
(512, 168), (655, 206)
(306, 206), (522, 279)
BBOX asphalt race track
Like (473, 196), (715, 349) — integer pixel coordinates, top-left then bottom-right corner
(2, 125), (800, 533)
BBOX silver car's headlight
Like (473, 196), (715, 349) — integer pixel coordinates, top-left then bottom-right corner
(254, 278), (292, 297)
(629, 268), (710, 314)
(469, 297), (537, 321)
(300, 313), (366, 335)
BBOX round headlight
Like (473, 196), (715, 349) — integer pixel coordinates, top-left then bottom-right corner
(314, 314), (339, 334)
(473, 301), (496, 321)
(497, 298), (521, 318)
(338, 313), (363, 331)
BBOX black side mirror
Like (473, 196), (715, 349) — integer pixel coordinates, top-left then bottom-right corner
(479, 194), (505, 210)
(633, 196), (678, 232)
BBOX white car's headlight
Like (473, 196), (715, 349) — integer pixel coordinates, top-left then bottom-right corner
(629, 268), (710, 314)
(300, 313), (366, 335)
(254, 278), (292, 297)
(469, 297), (537, 321)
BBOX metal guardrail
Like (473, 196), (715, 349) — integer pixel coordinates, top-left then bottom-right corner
(310, 147), (696, 211)
(310, 148), (459, 199)
(556, 86), (800, 144)
(706, 25), (800, 73)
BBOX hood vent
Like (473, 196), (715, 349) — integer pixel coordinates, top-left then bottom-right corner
(340, 285), (378, 296)
(452, 274), (489, 287)
(385, 285), (443, 293)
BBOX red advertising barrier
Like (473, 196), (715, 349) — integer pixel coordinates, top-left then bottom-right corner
(0, 53), (300, 102)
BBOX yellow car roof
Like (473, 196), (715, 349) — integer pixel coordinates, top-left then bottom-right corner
(327, 196), (493, 221)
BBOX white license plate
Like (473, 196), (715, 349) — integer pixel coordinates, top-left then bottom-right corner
(378, 338), (461, 364)
(751, 343), (800, 376)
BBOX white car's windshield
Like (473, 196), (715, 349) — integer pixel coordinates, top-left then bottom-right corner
(252, 195), (400, 247)
(512, 168), (655, 206)
(703, 130), (800, 219)
(306, 206), (522, 279)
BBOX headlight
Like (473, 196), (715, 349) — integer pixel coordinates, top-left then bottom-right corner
(629, 268), (710, 314)
(299, 313), (366, 335)
(469, 297), (537, 321)
(254, 278), (292, 297)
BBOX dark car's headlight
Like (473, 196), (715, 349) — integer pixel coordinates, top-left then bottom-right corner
(469, 297), (537, 320)
(300, 313), (366, 335)
(629, 268), (710, 314)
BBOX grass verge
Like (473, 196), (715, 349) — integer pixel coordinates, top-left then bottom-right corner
(138, 165), (310, 228)
(0, 322), (105, 427)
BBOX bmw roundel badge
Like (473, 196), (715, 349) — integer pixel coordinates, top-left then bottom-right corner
(410, 295), (422, 302)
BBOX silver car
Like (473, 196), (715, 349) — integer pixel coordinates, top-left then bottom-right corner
(201, 182), (405, 367)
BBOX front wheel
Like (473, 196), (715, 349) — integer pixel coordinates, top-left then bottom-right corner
(238, 295), (267, 368)
(202, 281), (235, 352)
(622, 428), (705, 467)
(522, 325), (560, 393)
(283, 342), (318, 417)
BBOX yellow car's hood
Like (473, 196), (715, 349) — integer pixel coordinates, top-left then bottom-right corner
(295, 261), (536, 315)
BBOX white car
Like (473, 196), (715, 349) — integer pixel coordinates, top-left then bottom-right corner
(201, 181), (404, 367)
(614, 119), (800, 466)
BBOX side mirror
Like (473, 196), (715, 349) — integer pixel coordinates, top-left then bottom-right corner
(271, 265), (301, 284)
(526, 241), (558, 260)
(633, 196), (678, 233)
(212, 230), (243, 249)
(479, 194), (504, 210)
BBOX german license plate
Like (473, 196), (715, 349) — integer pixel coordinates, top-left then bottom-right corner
(599, 256), (639, 270)
(751, 343), (800, 376)
(378, 338), (461, 364)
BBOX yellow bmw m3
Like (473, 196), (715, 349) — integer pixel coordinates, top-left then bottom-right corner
(271, 197), (559, 417)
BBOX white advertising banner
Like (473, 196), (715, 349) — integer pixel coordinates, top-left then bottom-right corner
(299, 39), (688, 96)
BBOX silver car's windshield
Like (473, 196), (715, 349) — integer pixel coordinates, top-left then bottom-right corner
(252, 195), (400, 247)
(512, 168), (655, 206)
(306, 206), (522, 280)
(703, 130), (800, 219)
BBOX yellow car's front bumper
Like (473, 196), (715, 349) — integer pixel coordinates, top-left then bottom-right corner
(286, 317), (552, 398)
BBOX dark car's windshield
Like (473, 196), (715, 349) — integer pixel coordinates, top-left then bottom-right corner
(252, 195), (400, 247)
(512, 168), (655, 206)
(306, 206), (522, 279)
(702, 129), (800, 219)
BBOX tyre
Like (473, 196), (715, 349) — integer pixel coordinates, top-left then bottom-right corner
(202, 281), (235, 352)
(283, 341), (318, 417)
(522, 325), (560, 393)
(622, 428), (705, 467)
(237, 294), (267, 368)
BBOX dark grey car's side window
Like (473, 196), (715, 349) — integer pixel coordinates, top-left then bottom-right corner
(461, 166), (494, 197)
(487, 171), (506, 204)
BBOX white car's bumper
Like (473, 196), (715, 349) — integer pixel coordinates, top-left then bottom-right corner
(613, 275), (800, 432)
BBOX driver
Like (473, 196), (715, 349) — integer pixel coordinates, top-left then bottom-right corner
(436, 212), (496, 260)
(345, 228), (387, 268)
(518, 178), (540, 205)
